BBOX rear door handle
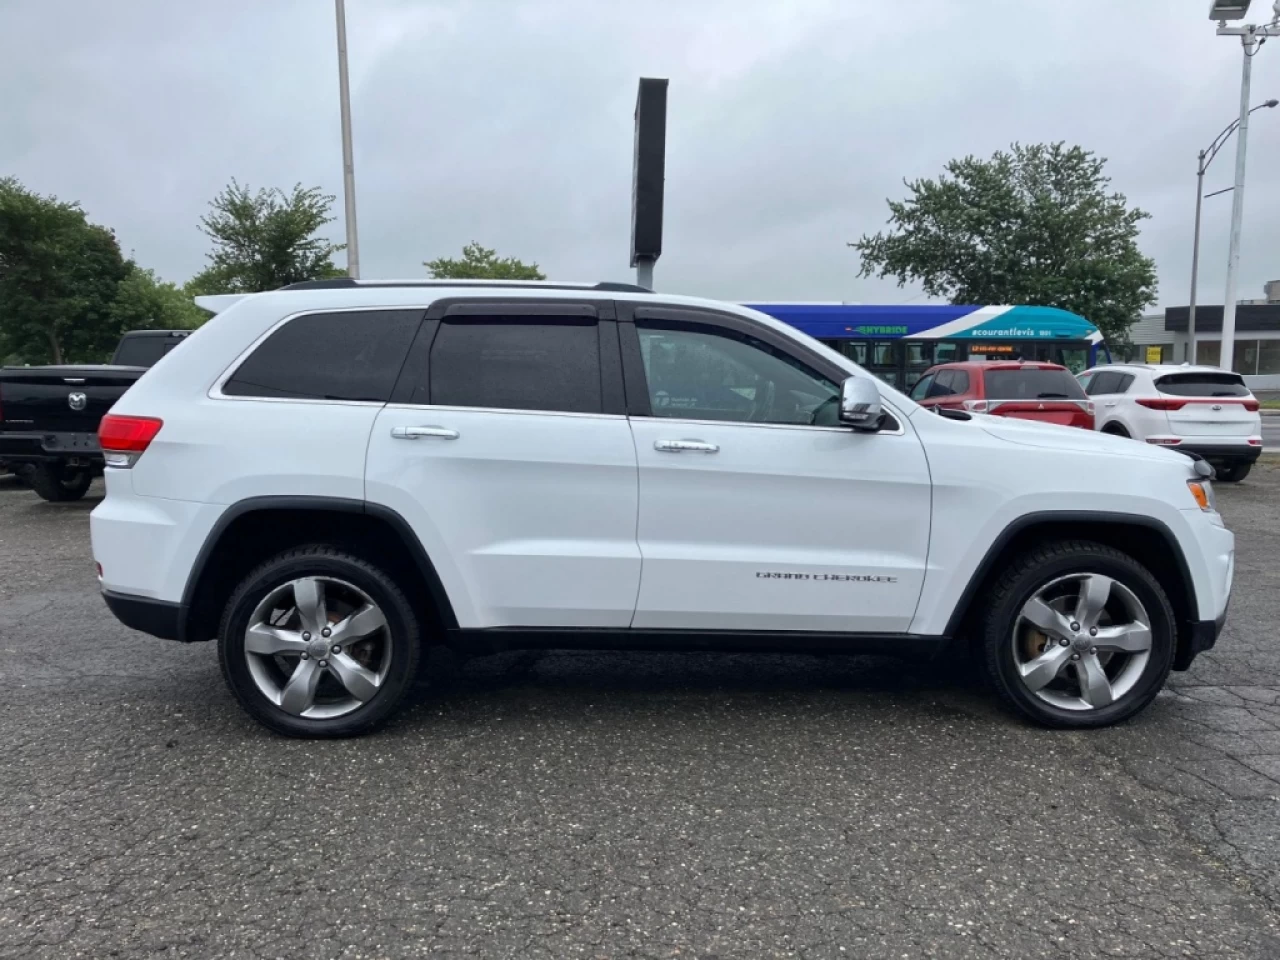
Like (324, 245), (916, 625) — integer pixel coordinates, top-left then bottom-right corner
(390, 425), (459, 440)
(1105, 401), (1117, 407)
(654, 439), (719, 453)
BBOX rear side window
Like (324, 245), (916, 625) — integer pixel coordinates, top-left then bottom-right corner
(984, 368), (1087, 401)
(222, 310), (421, 402)
(1155, 372), (1249, 398)
(429, 317), (602, 414)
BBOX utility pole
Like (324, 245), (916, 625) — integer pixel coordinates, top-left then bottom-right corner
(336, 0), (361, 279)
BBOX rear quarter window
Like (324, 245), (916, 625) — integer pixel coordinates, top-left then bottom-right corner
(1154, 372), (1249, 398)
(221, 310), (422, 402)
(984, 368), (1087, 401)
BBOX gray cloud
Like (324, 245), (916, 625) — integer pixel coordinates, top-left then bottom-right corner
(3, 0), (1278, 311)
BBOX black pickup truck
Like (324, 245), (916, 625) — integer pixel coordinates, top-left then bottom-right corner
(0, 329), (191, 501)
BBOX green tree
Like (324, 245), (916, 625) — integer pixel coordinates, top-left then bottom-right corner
(425, 242), (545, 280)
(189, 179), (345, 293)
(110, 266), (206, 332)
(0, 177), (131, 364)
(850, 142), (1157, 344)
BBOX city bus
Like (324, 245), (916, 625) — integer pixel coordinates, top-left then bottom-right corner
(744, 303), (1108, 391)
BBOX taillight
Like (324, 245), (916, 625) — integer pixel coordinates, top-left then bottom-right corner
(1243, 399), (1260, 412)
(1249, 438), (1263, 446)
(1136, 398), (1187, 411)
(98, 414), (163, 468)
(963, 400), (988, 412)
(1085, 401), (1095, 417)
(1145, 437), (1183, 446)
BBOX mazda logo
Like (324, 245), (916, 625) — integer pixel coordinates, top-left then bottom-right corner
(67, 392), (87, 412)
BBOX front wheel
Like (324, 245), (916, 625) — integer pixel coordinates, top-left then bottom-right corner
(218, 546), (422, 738)
(979, 541), (1175, 729)
(1214, 462), (1252, 483)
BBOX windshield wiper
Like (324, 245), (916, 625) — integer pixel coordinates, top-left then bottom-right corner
(1036, 392), (1071, 399)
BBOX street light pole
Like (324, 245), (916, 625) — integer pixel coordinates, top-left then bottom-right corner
(1220, 32), (1255, 370)
(1212, 2), (1280, 369)
(1188, 97), (1277, 364)
(1189, 153), (1207, 364)
(335, 0), (360, 280)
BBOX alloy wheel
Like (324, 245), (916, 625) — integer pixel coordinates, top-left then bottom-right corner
(1012, 573), (1153, 712)
(243, 576), (393, 719)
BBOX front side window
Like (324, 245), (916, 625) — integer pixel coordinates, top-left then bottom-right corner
(909, 373), (935, 402)
(636, 322), (839, 425)
(1084, 371), (1119, 396)
(429, 317), (603, 414)
(222, 310), (421, 402)
(928, 370), (956, 397)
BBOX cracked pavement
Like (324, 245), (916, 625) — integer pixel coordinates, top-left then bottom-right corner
(2, 466), (1280, 958)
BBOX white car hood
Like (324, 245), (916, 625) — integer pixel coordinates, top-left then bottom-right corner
(973, 413), (1192, 466)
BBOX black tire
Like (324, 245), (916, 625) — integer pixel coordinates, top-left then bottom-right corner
(218, 546), (422, 738)
(1101, 423), (1130, 438)
(28, 463), (92, 502)
(978, 540), (1175, 729)
(1214, 462), (1251, 483)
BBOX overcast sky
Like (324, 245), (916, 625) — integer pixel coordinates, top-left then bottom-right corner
(3, 0), (1279, 309)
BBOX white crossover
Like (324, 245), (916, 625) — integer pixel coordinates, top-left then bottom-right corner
(91, 281), (1234, 737)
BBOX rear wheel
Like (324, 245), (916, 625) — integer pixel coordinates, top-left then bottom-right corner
(28, 463), (92, 502)
(218, 546), (421, 738)
(1101, 423), (1130, 438)
(1214, 462), (1251, 483)
(979, 541), (1175, 729)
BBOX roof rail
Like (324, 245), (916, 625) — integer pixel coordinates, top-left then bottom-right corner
(277, 279), (652, 294)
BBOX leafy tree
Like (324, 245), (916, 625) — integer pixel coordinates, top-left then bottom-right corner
(190, 180), (346, 293)
(0, 177), (131, 364)
(425, 242), (545, 280)
(110, 266), (206, 332)
(850, 142), (1157, 344)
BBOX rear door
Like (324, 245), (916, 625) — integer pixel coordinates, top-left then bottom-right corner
(620, 304), (931, 634)
(365, 299), (642, 629)
(1155, 371), (1259, 438)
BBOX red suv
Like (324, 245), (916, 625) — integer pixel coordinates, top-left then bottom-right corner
(909, 361), (1095, 430)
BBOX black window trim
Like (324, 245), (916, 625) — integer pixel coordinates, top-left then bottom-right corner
(615, 300), (903, 433)
(388, 297), (626, 417)
(211, 306), (429, 405)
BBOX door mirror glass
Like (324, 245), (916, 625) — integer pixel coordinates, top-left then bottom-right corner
(839, 377), (883, 430)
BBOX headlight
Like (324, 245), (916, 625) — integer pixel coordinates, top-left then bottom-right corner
(1188, 479), (1217, 512)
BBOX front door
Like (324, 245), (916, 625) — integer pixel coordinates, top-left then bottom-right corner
(620, 306), (932, 634)
(365, 300), (641, 629)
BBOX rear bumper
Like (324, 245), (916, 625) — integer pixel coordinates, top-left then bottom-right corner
(102, 590), (183, 641)
(1177, 442), (1261, 465)
(0, 431), (103, 464)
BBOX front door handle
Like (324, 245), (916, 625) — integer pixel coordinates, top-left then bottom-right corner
(654, 439), (719, 453)
(391, 425), (459, 440)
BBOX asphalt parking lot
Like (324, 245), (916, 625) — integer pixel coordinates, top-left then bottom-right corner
(3, 468), (1280, 959)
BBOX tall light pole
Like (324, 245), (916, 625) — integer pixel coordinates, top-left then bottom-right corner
(335, 0), (361, 279)
(1188, 98), (1278, 363)
(1210, 0), (1280, 369)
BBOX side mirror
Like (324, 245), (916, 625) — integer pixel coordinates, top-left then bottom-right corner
(839, 376), (883, 431)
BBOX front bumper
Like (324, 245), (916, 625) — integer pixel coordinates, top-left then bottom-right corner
(1176, 608), (1228, 670)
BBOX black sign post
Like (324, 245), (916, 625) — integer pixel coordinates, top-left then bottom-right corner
(630, 78), (668, 290)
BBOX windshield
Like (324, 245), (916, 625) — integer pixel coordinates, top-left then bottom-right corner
(983, 368), (1086, 401)
(1155, 372), (1249, 398)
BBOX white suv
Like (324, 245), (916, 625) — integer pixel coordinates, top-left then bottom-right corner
(1078, 364), (1263, 482)
(91, 281), (1234, 737)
